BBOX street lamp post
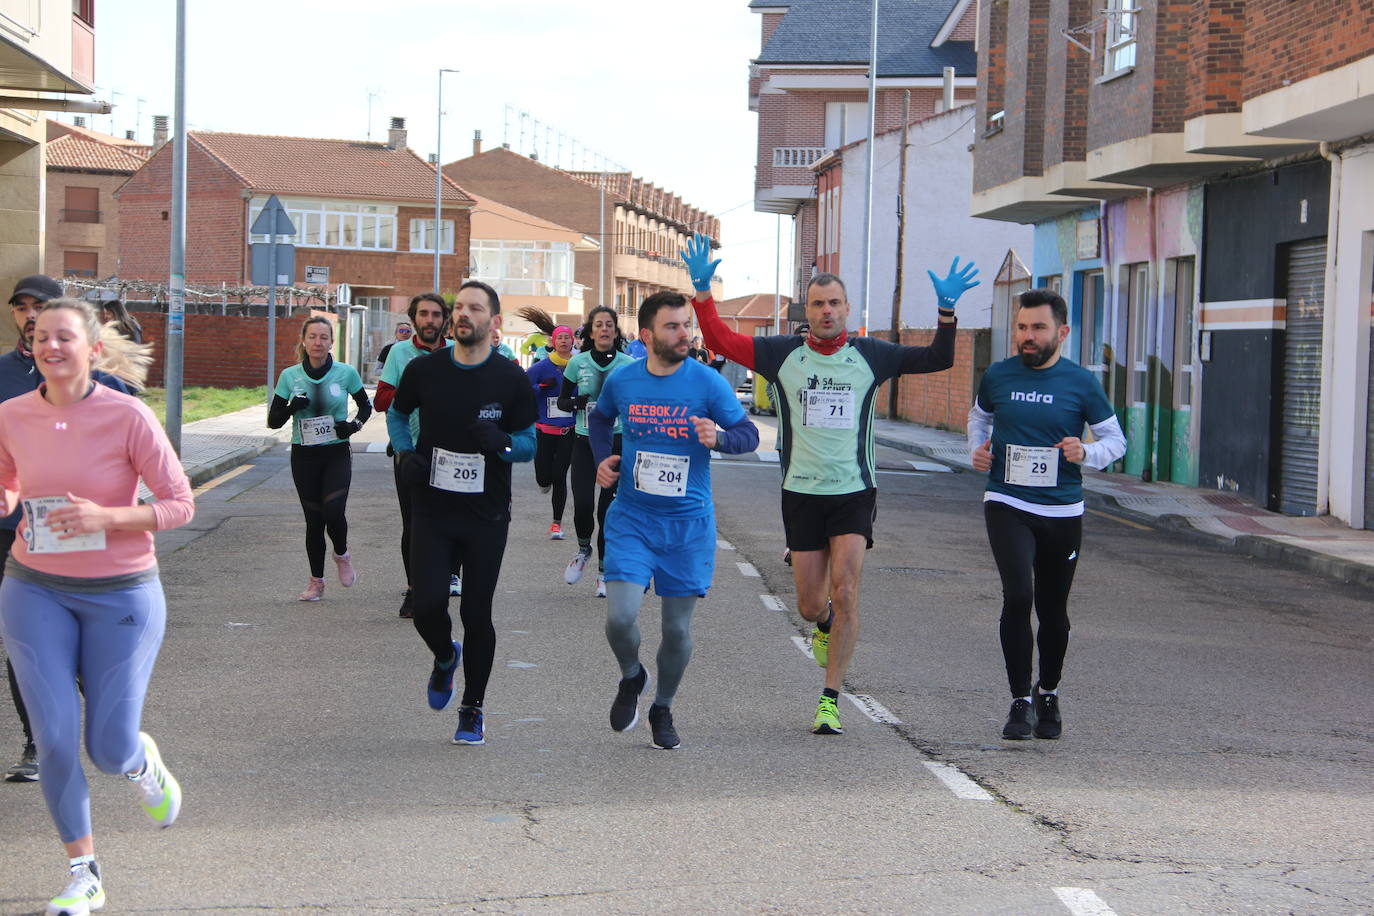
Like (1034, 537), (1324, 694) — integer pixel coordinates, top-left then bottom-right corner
(434, 68), (459, 293)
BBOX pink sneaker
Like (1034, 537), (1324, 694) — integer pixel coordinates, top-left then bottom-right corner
(333, 551), (357, 587)
(298, 577), (325, 601)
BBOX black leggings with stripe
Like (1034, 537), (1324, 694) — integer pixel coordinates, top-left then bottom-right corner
(290, 442), (351, 578)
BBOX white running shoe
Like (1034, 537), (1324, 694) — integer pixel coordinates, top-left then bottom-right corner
(129, 732), (181, 828)
(565, 551), (590, 585)
(333, 551), (357, 588)
(596, 575), (607, 598)
(449, 575), (462, 597)
(47, 861), (103, 916)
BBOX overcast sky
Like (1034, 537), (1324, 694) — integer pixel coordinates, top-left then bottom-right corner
(78, 0), (793, 299)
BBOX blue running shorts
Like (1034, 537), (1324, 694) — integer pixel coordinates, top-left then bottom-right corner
(603, 504), (715, 597)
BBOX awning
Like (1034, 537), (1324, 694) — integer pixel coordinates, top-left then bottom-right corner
(0, 37), (94, 94)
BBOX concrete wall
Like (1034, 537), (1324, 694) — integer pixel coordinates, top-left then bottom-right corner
(0, 118), (46, 351)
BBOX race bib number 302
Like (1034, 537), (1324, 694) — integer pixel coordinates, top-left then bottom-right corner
(299, 415), (336, 446)
(802, 389), (854, 429)
(1004, 444), (1058, 488)
(430, 447), (485, 493)
(633, 450), (689, 498)
(22, 496), (106, 554)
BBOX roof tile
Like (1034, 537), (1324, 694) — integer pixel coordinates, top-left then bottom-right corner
(46, 134), (148, 173)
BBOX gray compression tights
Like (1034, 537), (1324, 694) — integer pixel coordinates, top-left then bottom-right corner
(605, 580), (698, 708)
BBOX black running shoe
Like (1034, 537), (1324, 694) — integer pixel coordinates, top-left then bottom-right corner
(647, 704), (680, 749)
(609, 665), (649, 732)
(1033, 687), (1061, 739)
(399, 589), (414, 619)
(1002, 698), (1035, 740)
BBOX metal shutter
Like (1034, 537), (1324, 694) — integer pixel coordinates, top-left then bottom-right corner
(1278, 239), (1326, 516)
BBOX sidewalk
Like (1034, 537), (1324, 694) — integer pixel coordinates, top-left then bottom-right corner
(872, 417), (1374, 591)
(166, 402), (1374, 590)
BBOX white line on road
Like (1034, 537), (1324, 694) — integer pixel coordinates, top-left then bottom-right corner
(760, 594), (787, 612)
(1053, 888), (1118, 916)
(366, 441), (389, 453)
(845, 693), (902, 725)
(790, 635), (814, 660)
(758, 451), (780, 462)
(737, 561), (761, 577)
(717, 538), (736, 551)
(922, 761), (995, 801)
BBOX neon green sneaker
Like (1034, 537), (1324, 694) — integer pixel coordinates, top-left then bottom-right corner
(812, 695), (843, 735)
(129, 732), (181, 828)
(810, 626), (829, 669)
(47, 860), (104, 915)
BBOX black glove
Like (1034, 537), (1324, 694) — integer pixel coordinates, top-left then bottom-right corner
(574, 393), (590, 410)
(334, 419), (359, 439)
(469, 420), (510, 455)
(288, 395), (311, 414)
(397, 449), (429, 488)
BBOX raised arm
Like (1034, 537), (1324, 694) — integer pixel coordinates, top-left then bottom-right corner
(681, 233), (757, 369)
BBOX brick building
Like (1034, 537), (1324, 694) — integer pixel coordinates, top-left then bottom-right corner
(715, 293), (792, 337)
(971, 0), (1374, 529)
(444, 145), (721, 329)
(117, 119), (475, 317)
(44, 119), (149, 283)
(749, 0), (977, 303)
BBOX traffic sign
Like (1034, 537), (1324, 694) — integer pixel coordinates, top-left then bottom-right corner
(251, 195), (296, 237)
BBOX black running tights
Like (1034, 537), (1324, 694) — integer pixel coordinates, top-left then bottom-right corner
(570, 433), (618, 562)
(290, 442), (351, 578)
(409, 508), (509, 708)
(534, 429), (575, 522)
(984, 501), (1081, 698)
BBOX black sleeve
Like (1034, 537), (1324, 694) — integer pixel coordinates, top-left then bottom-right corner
(267, 395), (294, 429)
(556, 376), (580, 413)
(509, 367), (539, 431)
(351, 388), (373, 426)
(895, 320), (956, 376)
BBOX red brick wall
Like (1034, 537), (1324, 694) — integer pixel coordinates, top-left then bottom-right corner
(45, 170), (131, 280)
(1244, 0), (1374, 100)
(974, 0), (1022, 192)
(1185, 0), (1246, 119)
(117, 139), (247, 283)
(1042, 0), (1092, 168)
(138, 313), (320, 388)
(871, 327), (989, 432)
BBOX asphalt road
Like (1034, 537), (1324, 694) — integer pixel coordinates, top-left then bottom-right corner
(0, 437), (1370, 914)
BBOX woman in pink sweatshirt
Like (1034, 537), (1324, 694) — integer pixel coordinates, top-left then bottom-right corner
(0, 298), (194, 916)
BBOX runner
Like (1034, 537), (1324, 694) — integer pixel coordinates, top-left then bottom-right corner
(685, 234), (977, 735)
(388, 280), (537, 746)
(0, 297), (193, 916)
(557, 306), (634, 597)
(374, 293), (462, 615)
(491, 327), (518, 361)
(967, 288), (1125, 740)
(268, 316), (370, 602)
(526, 324), (577, 540)
(515, 306), (557, 363)
(2, 276), (133, 785)
(373, 321), (412, 378)
(591, 292), (758, 749)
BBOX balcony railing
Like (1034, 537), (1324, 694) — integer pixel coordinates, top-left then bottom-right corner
(61, 209), (102, 224)
(772, 147), (829, 168)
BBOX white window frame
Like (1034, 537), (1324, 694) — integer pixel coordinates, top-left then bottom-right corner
(468, 239), (576, 298)
(824, 101), (867, 150)
(409, 218), (455, 254)
(1104, 0), (1137, 75)
(248, 198), (398, 252)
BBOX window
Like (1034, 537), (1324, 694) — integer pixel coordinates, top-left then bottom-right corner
(248, 198), (397, 251)
(824, 102), (867, 150)
(62, 186), (100, 223)
(63, 251), (97, 277)
(1124, 262), (1150, 403)
(73, 0), (94, 26)
(1169, 257), (1196, 408)
(409, 219), (454, 254)
(469, 239), (576, 297)
(1104, 0), (1137, 75)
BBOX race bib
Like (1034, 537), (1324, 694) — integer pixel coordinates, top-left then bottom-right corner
(430, 447), (485, 493)
(22, 496), (106, 554)
(584, 399), (597, 418)
(1004, 444), (1058, 487)
(299, 415), (336, 446)
(802, 389), (854, 429)
(633, 450), (689, 498)
(546, 397), (573, 419)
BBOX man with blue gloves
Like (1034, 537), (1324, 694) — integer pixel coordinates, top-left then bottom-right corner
(684, 235), (978, 736)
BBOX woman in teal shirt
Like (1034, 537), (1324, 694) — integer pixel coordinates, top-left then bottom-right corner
(268, 317), (371, 601)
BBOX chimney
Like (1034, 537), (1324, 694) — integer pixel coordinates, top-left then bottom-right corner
(387, 116), (407, 150)
(152, 115), (169, 150)
(472, 129), (483, 156)
(73, 116), (87, 128)
(125, 129), (136, 141)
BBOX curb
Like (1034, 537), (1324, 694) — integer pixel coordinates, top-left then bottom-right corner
(184, 439), (280, 489)
(876, 432), (1374, 592)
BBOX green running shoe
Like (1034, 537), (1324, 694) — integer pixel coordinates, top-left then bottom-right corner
(129, 732), (181, 828)
(47, 860), (103, 916)
(810, 627), (829, 669)
(812, 695), (843, 735)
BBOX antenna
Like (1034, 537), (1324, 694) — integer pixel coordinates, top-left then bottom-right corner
(366, 88), (380, 140)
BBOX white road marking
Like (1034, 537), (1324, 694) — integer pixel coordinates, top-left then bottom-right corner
(790, 635), (814, 660)
(717, 538), (736, 551)
(922, 761), (995, 801)
(366, 441), (389, 453)
(507, 661), (538, 669)
(737, 561), (761, 577)
(758, 451), (780, 462)
(193, 464), (253, 495)
(907, 459), (953, 473)
(1053, 888), (1118, 916)
(845, 692), (902, 725)
(760, 595), (787, 612)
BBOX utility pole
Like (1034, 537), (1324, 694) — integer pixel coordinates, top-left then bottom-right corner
(860, 0), (880, 335)
(165, 0), (188, 451)
(888, 90), (911, 420)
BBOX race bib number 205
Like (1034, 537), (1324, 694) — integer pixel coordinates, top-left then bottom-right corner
(430, 447), (485, 493)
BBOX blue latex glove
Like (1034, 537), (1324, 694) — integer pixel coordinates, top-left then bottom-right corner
(679, 233), (721, 293)
(927, 257), (980, 312)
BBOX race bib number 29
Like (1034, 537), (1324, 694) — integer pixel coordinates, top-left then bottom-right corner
(1004, 444), (1058, 488)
